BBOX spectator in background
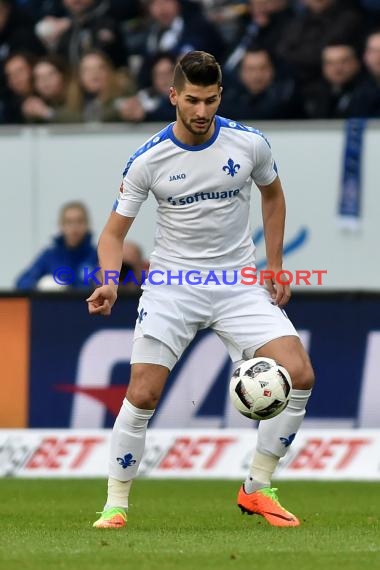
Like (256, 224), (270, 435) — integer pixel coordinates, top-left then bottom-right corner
(116, 52), (176, 122)
(75, 50), (135, 122)
(21, 0), (142, 23)
(16, 201), (98, 290)
(304, 43), (370, 118)
(1, 51), (35, 122)
(35, 0), (127, 68)
(0, 0), (44, 92)
(118, 240), (149, 293)
(0, 0), (45, 59)
(136, 0), (224, 85)
(364, 29), (380, 83)
(21, 54), (81, 122)
(224, 0), (295, 73)
(359, 29), (380, 116)
(198, 1), (249, 48)
(221, 47), (302, 119)
(277, 0), (363, 88)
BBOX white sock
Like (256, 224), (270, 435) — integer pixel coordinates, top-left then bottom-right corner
(245, 389), (312, 493)
(244, 451), (279, 493)
(106, 398), (155, 507)
(105, 478), (133, 509)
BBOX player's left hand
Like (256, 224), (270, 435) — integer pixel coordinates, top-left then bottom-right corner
(265, 271), (291, 307)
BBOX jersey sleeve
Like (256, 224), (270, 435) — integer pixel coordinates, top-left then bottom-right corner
(113, 154), (150, 218)
(250, 133), (278, 187)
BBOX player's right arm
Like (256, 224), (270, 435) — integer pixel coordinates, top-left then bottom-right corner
(87, 212), (134, 315)
(87, 145), (151, 315)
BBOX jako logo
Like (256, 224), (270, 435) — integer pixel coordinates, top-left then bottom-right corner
(223, 158), (240, 177)
(168, 188), (240, 206)
(169, 173), (186, 181)
(117, 453), (137, 468)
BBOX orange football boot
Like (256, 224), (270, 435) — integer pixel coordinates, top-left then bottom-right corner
(237, 486), (300, 527)
(93, 507), (127, 529)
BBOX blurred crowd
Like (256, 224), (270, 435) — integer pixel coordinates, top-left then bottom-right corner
(1, 0), (380, 123)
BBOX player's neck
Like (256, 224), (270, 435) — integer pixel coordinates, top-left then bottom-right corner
(172, 119), (216, 147)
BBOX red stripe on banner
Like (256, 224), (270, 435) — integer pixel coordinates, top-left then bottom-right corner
(55, 384), (127, 416)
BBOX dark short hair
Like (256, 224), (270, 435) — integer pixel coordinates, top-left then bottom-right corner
(243, 47), (273, 63)
(173, 51), (222, 92)
(35, 54), (70, 78)
(4, 51), (37, 70)
(366, 29), (380, 42)
(151, 51), (177, 68)
(322, 42), (359, 58)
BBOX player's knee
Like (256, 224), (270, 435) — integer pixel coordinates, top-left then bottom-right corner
(289, 357), (315, 391)
(127, 384), (160, 409)
(126, 362), (169, 409)
(127, 370), (161, 409)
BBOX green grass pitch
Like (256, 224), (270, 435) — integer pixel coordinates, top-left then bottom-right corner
(1, 479), (379, 570)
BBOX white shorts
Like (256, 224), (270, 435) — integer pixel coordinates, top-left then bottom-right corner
(130, 278), (299, 368)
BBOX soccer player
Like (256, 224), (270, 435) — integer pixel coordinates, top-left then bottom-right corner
(88, 51), (315, 529)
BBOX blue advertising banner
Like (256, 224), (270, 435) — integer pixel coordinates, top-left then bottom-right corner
(29, 295), (137, 428)
(27, 293), (380, 429)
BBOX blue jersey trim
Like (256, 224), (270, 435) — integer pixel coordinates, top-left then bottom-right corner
(167, 115), (221, 151)
(218, 116), (278, 173)
(123, 124), (172, 177)
(218, 116), (271, 146)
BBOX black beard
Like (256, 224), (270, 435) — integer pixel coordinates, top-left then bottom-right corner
(176, 106), (215, 137)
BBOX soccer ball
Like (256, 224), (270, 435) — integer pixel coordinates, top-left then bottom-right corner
(229, 357), (292, 420)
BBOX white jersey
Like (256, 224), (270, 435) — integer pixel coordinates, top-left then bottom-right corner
(114, 115), (278, 271)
